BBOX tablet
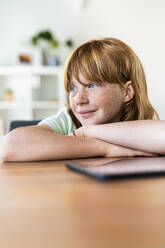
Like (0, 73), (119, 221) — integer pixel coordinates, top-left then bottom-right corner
(66, 157), (165, 180)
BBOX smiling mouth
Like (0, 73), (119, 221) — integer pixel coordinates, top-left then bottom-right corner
(79, 110), (96, 118)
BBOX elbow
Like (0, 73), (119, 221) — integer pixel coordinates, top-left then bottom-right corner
(0, 135), (15, 162)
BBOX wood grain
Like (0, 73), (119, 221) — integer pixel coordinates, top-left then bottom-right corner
(0, 158), (165, 248)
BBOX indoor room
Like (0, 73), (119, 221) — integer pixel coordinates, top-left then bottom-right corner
(1, 1), (165, 248)
(0, 0), (165, 133)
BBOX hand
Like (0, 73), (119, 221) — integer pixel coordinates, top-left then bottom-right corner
(68, 126), (87, 137)
(72, 126), (87, 137)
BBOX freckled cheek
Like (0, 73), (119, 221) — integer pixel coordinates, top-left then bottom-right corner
(91, 94), (105, 106)
(95, 90), (124, 112)
(107, 91), (124, 111)
(69, 96), (76, 111)
(90, 91), (112, 106)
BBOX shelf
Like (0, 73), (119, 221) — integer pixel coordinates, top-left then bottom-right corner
(0, 66), (66, 131)
(32, 101), (64, 109)
(0, 65), (64, 76)
(0, 101), (64, 109)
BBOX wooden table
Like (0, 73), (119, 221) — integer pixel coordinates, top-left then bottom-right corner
(0, 157), (165, 248)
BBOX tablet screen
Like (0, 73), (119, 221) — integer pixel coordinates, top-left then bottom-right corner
(66, 157), (165, 180)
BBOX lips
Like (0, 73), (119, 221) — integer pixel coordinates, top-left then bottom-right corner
(79, 110), (95, 114)
(78, 110), (96, 118)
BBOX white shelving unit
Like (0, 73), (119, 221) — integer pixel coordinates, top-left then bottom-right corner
(0, 65), (66, 133)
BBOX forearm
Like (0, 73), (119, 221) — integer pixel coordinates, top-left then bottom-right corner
(0, 126), (106, 162)
(83, 120), (165, 154)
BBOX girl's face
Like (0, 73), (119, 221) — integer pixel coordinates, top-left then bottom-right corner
(69, 74), (126, 126)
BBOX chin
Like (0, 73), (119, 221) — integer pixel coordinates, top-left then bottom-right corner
(80, 120), (100, 126)
(79, 120), (93, 125)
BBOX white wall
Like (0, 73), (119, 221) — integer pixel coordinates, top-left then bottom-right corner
(1, 0), (165, 118)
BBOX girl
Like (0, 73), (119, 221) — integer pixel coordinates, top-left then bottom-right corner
(1, 38), (164, 161)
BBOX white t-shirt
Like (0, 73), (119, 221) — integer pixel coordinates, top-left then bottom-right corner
(38, 107), (76, 135)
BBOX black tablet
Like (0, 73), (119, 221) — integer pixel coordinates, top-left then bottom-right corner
(66, 157), (165, 180)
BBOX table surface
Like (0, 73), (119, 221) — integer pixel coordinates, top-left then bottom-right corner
(0, 157), (165, 248)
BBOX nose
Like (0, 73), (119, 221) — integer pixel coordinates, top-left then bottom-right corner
(74, 88), (89, 105)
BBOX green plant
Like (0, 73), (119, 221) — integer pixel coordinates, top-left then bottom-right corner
(31, 30), (59, 49)
(65, 39), (74, 48)
(5, 88), (13, 93)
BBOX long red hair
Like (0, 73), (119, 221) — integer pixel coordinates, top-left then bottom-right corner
(64, 38), (159, 127)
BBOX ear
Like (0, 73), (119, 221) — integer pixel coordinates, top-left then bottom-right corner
(123, 81), (135, 103)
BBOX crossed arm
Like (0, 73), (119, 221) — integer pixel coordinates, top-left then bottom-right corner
(0, 120), (164, 162)
(0, 125), (109, 161)
(74, 120), (165, 155)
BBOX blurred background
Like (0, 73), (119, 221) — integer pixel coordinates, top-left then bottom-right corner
(0, 0), (165, 133)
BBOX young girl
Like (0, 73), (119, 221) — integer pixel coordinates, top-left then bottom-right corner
(1, 37), (165, 162)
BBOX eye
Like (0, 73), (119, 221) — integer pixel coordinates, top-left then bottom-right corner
(69, 86), (77, 92)
(88, 83), (97, 88)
